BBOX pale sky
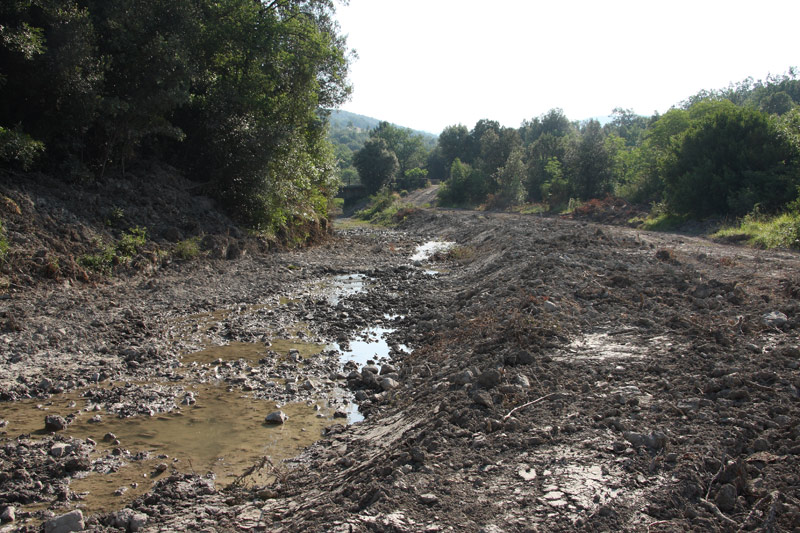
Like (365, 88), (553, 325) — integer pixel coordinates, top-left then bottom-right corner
(335, 0), (799, 134)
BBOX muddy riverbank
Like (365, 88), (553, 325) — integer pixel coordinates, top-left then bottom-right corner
(2, 207), (800, 531)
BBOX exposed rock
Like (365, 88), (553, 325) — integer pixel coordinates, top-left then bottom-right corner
(715, 483), (737, 513)
(44, 415), (69, 431)
(1, 506), (15, 523)
(265, 411), (289, 424)
(762, 311), (788, 327)
(44, 510), (84, 533)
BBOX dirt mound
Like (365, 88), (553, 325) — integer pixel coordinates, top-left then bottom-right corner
(0, 167), (272, 289)
(565, 196), (648, 227)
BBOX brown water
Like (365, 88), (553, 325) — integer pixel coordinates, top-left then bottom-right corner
(2, 383), (334, 515)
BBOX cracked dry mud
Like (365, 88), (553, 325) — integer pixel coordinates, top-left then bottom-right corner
(2, 208), (800, 532)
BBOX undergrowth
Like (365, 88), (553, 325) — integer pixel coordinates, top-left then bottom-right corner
(0, 219), (8, 260)
(80, 226), (148, 274)
(713, 210), (800, 249)
(356, 189), (416, 226)
(174, 236), (201, 260)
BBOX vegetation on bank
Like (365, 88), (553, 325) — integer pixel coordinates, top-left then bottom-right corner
(343, 70), (800, 249)
(0, 0), (350, 237)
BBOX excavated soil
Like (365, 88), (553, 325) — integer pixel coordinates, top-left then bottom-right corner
(1, 201), (800, 532)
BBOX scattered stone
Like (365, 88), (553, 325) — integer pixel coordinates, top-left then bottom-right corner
(450, 370), (474, 385)
(110, 509), (148, 532)
(471, 390), (494, 408)
(419, 493), (439, 505)
(380, 377), (399, 391)
(1, 506), (15, 523)
(44, 415), (69, 431)
(517, 466), (537, 481)
(44, 510), (84, 533)
(715, 483), (737, 512)
(762, 311), (788, 327)
(544, 300), (558, 312)
(380, 363), (397, 375)
(182, 392), (196, 405)
(477, 369), (502, 388)
(265, 411), (289, 424)
(645, 431), (668, 451)
(50, 442), (71, 458)
(623, 431), (645, 448)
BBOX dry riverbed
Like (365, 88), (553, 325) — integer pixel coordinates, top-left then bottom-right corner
(2, 208), (800, 532)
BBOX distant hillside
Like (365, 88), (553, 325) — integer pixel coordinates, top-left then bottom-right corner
(328, 110), (437, 146)
(327, 110), (437, 187)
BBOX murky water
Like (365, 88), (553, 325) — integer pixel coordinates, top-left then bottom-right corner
(1, 384), (334, 515)
(1, 269), (407, 519)
(410, 240), (455, 262)
(184, 338), (325, 365)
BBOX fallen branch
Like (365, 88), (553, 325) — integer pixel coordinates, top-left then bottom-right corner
(503, 392), (559, 421)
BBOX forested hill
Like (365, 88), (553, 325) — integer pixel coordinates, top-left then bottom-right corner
(328, 110), (436, 187)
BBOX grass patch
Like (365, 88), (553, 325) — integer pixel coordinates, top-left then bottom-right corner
(174, 236), (202, 260)
(0, 219), (8, 260)
(713, 211), (800, 249)
(440, 245), (476, 263)
(639, 213), (691, 231)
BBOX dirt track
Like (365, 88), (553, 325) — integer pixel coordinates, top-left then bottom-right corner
(2, 207), (800, 532)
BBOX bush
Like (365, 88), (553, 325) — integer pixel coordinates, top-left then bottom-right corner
(664, 102), (800, 217)
(355, 188), (413, 225)
(174, 237), (201, 260)
(0, 219), (9, 260)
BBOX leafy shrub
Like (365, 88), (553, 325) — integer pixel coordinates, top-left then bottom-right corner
(0, 220), (9, 260)
(174, 237), (201, 260)
(79, 227), (148, 274)
(0, 126), (44, 170)
(355, 188), (413, 225)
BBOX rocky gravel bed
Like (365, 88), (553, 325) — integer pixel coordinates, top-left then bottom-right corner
(1, 208), (799, 532)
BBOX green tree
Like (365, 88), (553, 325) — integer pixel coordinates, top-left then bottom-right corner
(568, 119), (613, 200)
(665, 101), (800, 216)
(494, 147), (527, 207)
(352, 138), (399, 194)
(437, 158), (487, 207)
(369, 121), (427, 180)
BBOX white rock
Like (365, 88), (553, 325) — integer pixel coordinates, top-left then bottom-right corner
(49, 442), (71, 458)
(44, 510), (84, 533)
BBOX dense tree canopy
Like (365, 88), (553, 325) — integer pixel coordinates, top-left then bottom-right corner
(434, 71), (800, 216)
(0, 0), (351, 234)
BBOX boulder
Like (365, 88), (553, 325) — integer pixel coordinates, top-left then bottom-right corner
(265, 411), (288, 424)
(44, 510), (84, 533)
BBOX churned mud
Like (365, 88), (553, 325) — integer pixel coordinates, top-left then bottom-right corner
(2, 206), (799, 532)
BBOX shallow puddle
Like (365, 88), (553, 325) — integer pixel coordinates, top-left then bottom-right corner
(184, 338), (325, 365)
(1, 384), (335, 515)
(332, 326), (409, 367)
(410, 240), (455, 262)
(316, 274), (368, 305)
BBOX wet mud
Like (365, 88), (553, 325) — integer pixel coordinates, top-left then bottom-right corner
(1, 209), (799, 532)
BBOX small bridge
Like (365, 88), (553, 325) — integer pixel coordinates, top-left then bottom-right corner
(338, 184), (367, 201)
